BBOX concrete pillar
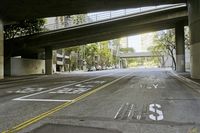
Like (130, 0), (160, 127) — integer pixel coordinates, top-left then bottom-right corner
(4, 57), (11, 76)
(188, 0), (200, 79)
(45, 47), (53, 75)
(175, 22), (185, 72)
(0, 20), (4, 79)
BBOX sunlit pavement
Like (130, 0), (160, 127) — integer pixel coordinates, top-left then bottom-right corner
(0, 68), (200, 133)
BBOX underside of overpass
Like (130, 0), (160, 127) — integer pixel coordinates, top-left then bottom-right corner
(1, 0), (185, 23)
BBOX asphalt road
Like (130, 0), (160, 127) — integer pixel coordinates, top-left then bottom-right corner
(0, 68), (200, 133)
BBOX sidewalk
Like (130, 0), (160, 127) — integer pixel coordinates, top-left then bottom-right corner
(0, 70), (87, 83)
(0, 74), (46, 83)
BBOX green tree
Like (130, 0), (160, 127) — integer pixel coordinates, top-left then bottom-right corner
(185, 26), (190, 50)
(152, 29), (176, 69)
(99, 41), (112, 67)
(148, 43), (166, 67)
(64, 46), (81, 71)
(85, 43), (99, 67)
(4, 18), (46, 39)
(150, 28), (191, 69)
(112, 39), (121, 66)
(71, 14), (86, 25)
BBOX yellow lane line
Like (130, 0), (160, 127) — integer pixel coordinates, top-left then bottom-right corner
(2, 73), (130, 133)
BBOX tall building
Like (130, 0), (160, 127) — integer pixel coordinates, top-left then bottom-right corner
(52, 49), (69, 72)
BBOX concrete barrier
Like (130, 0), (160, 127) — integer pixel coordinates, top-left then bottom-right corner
(11, 57), (45, 76)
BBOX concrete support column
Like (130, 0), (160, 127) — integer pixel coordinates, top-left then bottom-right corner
(188, 0), (200, 79)
(45, 47), (53, 75)
(175, 22), (185, 72)
(0, 20), (4, 79)
(4, 57), (11, 76)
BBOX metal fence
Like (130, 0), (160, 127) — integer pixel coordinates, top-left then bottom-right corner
(43, 4), (186, 31)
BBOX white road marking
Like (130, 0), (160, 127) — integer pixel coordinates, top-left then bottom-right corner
(7, 88), (46, 94)
(75, 84), (93, 88)
(137, 115), (141, 120)
(49, 81), (104, 94)
(147, 86), (152, 89)
(13, 73), (113, 101)
(53, 81), (75, 84)
(13, 98), (74, 102)
(49, 87), (91, 94)
(149, 104), (164, 121)
(128, 104), (134, 119)
(114, 103), (125, 119)
(153, 84), (158, 89)
(84, 81), (105, 84)
(18, 88), (46, 94)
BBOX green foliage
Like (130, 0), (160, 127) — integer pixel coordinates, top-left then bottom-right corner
(63, 40), (119, 70)
(4, 18), (46, 39)
(150, 29), (176, 69)
(185, 26), (190, 50)
(71, 14), (86, 25)
(64, 46), (82, 71)
(99, 41), (112, 66)
(85, 43), (99, 66)
(64, 46), (81, 55)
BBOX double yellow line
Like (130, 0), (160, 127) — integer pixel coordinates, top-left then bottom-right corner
(2, 74), (130, 133)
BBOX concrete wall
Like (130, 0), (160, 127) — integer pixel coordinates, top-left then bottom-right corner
(163, 49), (190, 70)
(163, 55), (173, 68)
(0, 20), (3, 79)
(11, 58), (45, 76)
(185, 49), (190, 70)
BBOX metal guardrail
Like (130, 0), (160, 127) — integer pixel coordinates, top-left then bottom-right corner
(43, 4), (186, 31)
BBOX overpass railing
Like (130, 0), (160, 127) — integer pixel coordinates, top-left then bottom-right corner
(43, 4), (186, 31)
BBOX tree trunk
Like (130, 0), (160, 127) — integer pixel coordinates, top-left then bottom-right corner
(169, 49), (176, 70)
(171, 55), (176, 70)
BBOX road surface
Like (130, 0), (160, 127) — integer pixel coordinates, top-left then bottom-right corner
(0, 68), (200, 133)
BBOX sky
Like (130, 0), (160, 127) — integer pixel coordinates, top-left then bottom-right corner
(128, 35), (142, 52)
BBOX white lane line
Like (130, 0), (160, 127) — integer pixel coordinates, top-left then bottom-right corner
(13, 98), (74, 102)
(128, 104), (134, 119)
(114, 103), (125, 119)
(13, 73), (114, 101)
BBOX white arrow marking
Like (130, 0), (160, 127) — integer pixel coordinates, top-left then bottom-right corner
(153, 84), (158, 89)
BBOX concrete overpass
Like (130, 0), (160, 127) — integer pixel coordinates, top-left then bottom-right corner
(0, 0), (184, 23)
(118, 52), (163, 58)
(118, 52), (164, 68)
(1, 0), (200, 80)
(5, 5), (187, 56)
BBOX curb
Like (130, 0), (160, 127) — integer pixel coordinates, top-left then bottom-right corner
(170, 71), (200, 87)
(170, 71), (200, 94)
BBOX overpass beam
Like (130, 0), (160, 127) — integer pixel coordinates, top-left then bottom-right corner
(175, 22), (185, 72)
(0, 20), (4, 79)
(188, 0), (200, 79)
(45, 47), (53, 75)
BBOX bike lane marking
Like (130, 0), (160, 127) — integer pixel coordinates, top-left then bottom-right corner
(12, 73), (112, 102)
(2, 73), (131, 133)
